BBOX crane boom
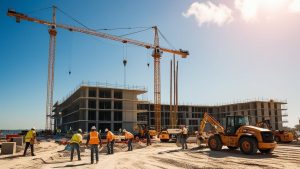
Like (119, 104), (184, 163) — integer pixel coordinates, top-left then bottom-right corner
(7, 8), (189, 131)
(7, 9), (189, 57)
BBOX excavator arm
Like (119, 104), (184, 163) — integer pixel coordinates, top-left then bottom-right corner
(198, 112), (225, 135)
(256, 120), (272, 130)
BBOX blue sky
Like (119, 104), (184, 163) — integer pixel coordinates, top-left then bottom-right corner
(0, 0), (299, 129)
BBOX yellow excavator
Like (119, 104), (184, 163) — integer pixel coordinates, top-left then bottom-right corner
(196, 112), (277, 155)
(256, 120), (293, 143)
(134, 124), (157, 139)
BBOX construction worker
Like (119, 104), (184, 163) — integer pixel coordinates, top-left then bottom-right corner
(181, 125), (188, 149)
(86, 126), (102, 164)
(145, 128), (151, 146)
(123, 129), (134, 151)
(105, 128), (115, 154)
(23, 127), (36, 156)
(70, 129), (82, 161)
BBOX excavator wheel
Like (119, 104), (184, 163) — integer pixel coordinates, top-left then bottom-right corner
(227, 146), (238, 150)
(259, 148), (274, 154)
(275, 136), (281, 143)
(208, 135), (222, 151)
(239, 137), (258, 155)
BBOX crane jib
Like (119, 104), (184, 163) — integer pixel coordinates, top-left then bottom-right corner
(7, 9), (189, 58)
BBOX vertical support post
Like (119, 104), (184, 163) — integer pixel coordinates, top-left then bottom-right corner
(170, 60), (173, 128)
(152, 26), (161, 133)
(45, 6), (57, 130)
(175, 60), (179, 126)
(173, 55), (176, 127)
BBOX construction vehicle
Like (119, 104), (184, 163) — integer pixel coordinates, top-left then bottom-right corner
(134, 124), (157, 139)
(159, 129), (170, 142)
(7, 7), (189, 132)
(196, 112), (276, 155)
(256, 120), (293, 143)
(158, 128), (183, 142)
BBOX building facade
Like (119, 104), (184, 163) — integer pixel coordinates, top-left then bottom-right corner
(138, 100), (287, 132)
(53, 83), (287, 133)
(52, 83), (147, 133)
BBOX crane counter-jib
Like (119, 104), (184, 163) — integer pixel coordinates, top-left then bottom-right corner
(7, 9), (189, 58)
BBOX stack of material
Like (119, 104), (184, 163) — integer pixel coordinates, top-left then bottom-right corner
(1, 142), (16, 155)
(12, 137), (23, 146)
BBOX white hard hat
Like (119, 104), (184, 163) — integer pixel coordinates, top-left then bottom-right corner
(78, 129), (82, 133)
(105, 128), (109, 132)
(91, 126), (96, 130)
(31, 127), (36, 130)
(123, 129), (126, 132)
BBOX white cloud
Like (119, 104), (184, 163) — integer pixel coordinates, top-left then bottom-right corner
(289, 0), (300, 13)
(235, 0), (300, 22)
(183, 1), (233, 26)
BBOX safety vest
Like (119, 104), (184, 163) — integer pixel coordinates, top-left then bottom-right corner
(89, 131), (99, 145)
(70, 133), (82, 144)
(25, 130), (36, 142)
(106, 131), (115, 142)
(125, 131), (134, 139)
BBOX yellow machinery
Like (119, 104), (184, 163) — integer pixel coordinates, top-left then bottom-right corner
(197, 112), (277, 155)
(159, 128), (182, 142)
(159, 130), (170, 142)
(134, 124), (157, 139)
(256, 120), (293, 143)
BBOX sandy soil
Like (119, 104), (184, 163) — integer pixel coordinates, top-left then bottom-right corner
(1, 140), (300, 169)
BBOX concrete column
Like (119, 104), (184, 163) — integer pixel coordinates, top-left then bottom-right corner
(111, 89), (114, 131)
(96, 88), (99, 129)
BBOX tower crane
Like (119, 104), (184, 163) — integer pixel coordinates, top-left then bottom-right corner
(7, 6), (189, 132)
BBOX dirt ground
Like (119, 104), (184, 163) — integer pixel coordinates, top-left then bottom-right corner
(1, 140), (300, 169)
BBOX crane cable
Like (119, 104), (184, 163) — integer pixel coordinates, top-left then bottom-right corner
(95, 26), (150, 31)
(56, 7), (90, 29)
(158, 28), (176, 50)
(57, 6), (152, 37)
(118, 27), (152, 37)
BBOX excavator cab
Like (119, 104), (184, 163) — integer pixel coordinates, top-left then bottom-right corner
(225, 115), (249, 135)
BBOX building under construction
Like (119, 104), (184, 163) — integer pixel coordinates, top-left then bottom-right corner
(52, 82), (148, 133)
(53, 82), (287, 132)
(138, 100), (287, 132)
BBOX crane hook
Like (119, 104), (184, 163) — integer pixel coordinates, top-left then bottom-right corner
(123, 59), (127, 67)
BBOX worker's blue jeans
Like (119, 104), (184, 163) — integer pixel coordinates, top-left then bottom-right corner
(107, 140), (114, 154)
(90, 144), (99, 163)
(128, 139), (133, 151)
(181, 135), (188, 149)
(70, 143), (81, 160)
(146, 135), (151, 146)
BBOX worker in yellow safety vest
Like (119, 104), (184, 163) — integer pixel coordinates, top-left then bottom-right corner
(70, 128), (83, 161)
(86, 126), (102, 164)
(23, 127), (36, 156)
(105, 128), (115, 155)
(123, 129), (134, 151)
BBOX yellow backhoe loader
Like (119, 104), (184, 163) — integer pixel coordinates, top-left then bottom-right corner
(196, 112), (277, 155)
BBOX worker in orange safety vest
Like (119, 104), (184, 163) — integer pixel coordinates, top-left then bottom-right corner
(105, 128), (115, 154)
(123, 129), (134, 151)
(86, 126), (102, 164)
